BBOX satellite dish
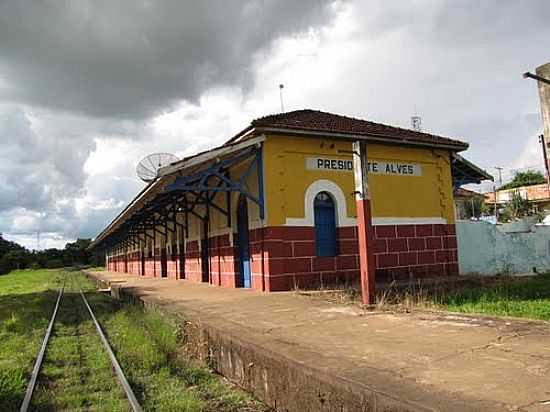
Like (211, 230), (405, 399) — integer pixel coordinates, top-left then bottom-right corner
(136, 152), (179, 182)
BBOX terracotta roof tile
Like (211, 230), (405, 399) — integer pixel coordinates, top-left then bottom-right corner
(453, 187), (483, 198)
(250, 109), (468, 149)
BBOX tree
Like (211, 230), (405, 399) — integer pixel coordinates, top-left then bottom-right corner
(499, 170), (546, 190)
(502, 191), (532, 221)
(0, 233), (31, 274)
(0, 233), (26, 259)
(63, 239), (92, 265)
(1, 249), (30, 270)
(0, 234), (101, 275)
(464, 196), (487, 219)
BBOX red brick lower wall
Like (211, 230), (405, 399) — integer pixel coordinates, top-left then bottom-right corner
(207, 235), (240, 288)
(255, 226), (359, 291)
(107, 223), (458, 292)
(373, 224), (458, 282)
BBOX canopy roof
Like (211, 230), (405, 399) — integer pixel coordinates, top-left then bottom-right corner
(451, 153), (493, 188)
(89, 136), (264, 250)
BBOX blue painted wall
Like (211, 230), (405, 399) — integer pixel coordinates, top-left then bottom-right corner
(457, 221), (550, 275)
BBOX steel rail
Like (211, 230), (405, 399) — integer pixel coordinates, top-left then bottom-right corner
(20, 285), (64, 412)
(79, 290), (143, 412)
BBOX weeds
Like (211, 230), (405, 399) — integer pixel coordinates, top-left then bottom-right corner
(2, 313), (18, 333)
(0, 269), (268, 412)
(299, 274), (550, 321)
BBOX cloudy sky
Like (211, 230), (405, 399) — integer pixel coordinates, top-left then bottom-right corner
(0, 0), (548, 249)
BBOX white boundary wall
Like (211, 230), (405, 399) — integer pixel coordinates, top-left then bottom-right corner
(457, 221), (550, 275)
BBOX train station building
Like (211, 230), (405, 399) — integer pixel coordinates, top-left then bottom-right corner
(90, 110), (490, 291)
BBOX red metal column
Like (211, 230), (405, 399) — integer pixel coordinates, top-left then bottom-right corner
(353, 141), (376, 305)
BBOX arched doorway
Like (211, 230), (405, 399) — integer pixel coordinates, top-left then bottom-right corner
(237, 194), (251, 288)
(314, 191), (337, 256)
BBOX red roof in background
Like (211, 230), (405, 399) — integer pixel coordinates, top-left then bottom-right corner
(249, 109), (468, 150)
(454, 187), (483, 198)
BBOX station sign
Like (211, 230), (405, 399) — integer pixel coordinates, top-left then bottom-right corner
(306, 157), (422, 176)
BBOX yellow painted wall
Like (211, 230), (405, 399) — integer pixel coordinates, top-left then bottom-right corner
(262, 134), (455, 226)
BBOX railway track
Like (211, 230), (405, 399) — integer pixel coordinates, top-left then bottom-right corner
(20, 276), (142, 412)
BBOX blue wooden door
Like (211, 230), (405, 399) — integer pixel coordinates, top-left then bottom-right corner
(237, 195), (251, 288)
(314, 192), (337, 256)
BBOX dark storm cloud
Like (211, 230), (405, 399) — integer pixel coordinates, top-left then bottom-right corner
(0, 107), (86, 206)
(0, 0), (335, 119)
(0, 1), (338, 247)
(0, 0), (548, 249)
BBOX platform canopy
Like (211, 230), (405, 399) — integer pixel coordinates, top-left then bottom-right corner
(451, 153), (493, 188)
(89, 136), (265, 251)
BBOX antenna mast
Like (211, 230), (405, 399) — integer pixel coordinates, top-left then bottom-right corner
(279, 84), (285, 112)
(411, 116), (422, 132)
(411, 104), (422, 132)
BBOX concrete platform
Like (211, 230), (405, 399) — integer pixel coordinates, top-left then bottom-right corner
(86, 271), (550, 412)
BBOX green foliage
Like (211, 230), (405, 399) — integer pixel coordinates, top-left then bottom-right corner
(63, 238), (92, 265)
(0, 269), (63, 410)
(463, 196), (487, 219)
(499, 169), (546, 190)
(0, 234), (29, 275)
(43, 258), (64, 269)
(441, 274), (550, 320)
(0, 269), (266, 412)
(0, 234), (104, 275)
(2, 314), (18, 333)
(501, 191), (534, 222)
(0, 368), (26, 410)
(0, 234), (26, 259)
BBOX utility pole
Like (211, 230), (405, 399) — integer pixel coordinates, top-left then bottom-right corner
(538, 134), (550, 197)
(494, 167), (503, 186)
(492, 167), (503, 223)
(524, 71), (550, 86)
(352, 141), (376, 305)
(493, 185), (498, 223)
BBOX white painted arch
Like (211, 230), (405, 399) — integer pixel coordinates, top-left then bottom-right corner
(285, 179), (357, 227)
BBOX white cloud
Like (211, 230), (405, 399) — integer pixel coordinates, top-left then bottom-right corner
(0, 0), (549, 248)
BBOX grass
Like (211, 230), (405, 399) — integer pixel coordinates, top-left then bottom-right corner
(0, 269), (64, 410)
(301, 274), (550, 321)
(31, 272), (130, 411)
(86, 266), (105, 272)
(441, 274), (550, 320)
(0, 269), (267, 411)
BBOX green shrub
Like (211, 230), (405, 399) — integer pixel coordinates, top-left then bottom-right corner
(0, 259), (13, 275)
(44, 259), (64, 268)
(0, 368), (25, 410)
(2, 314), (18, 333)
(29, 262), (41, 270)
